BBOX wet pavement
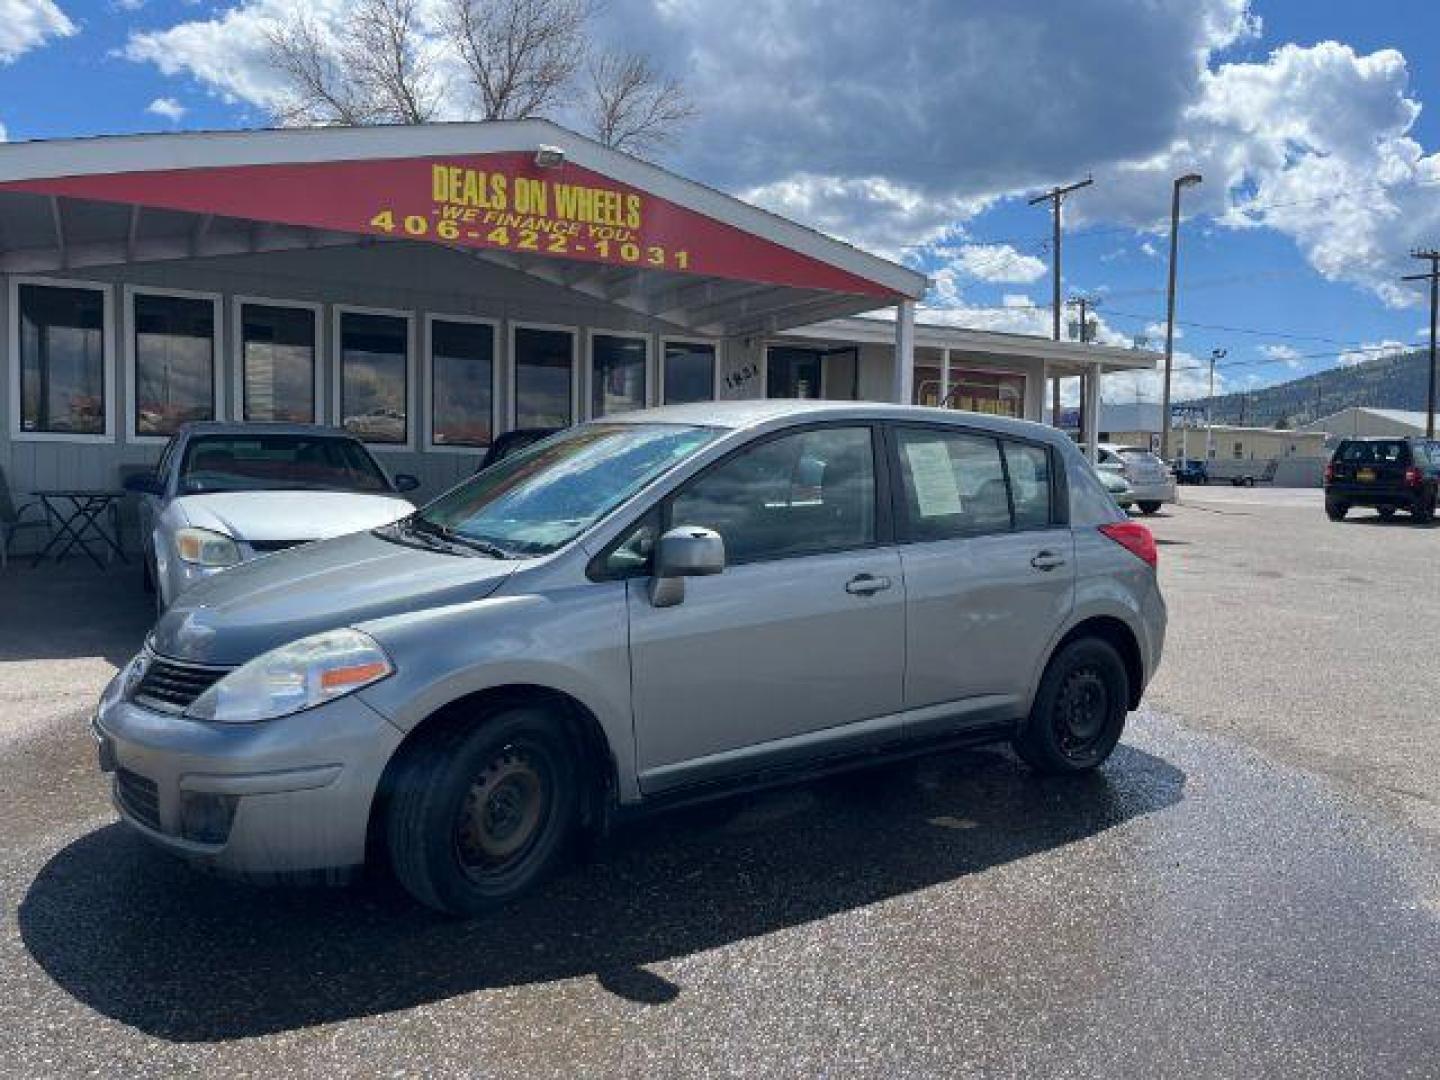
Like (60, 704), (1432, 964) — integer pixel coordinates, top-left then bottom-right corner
(3, 508), (1440, 1077)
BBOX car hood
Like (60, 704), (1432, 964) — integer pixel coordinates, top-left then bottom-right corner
(173, 491), (414, 543)
(151, 529), (518, 666)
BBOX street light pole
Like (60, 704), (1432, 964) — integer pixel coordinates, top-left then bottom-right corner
(1160, 172), (1203, 460)
(1207, 347), (1225, 462)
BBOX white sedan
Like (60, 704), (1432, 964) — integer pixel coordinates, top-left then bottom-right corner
(125, 423), (420, 613)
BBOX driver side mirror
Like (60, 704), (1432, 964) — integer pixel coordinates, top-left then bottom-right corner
(123, 471), (165, 497)
(393, 473), (421, 493)
(649, 526), (725, 608)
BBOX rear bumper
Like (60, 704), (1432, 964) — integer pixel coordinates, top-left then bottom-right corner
(93, 683), (405, 876)
(1325, 484), (1420, 508)
(1126, 477), (1177, 504)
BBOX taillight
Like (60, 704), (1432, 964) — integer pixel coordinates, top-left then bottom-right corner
(1324, 462), (1335, 484)
(1405, 466), (1423, 488)
(1099, 521), (1158, 568)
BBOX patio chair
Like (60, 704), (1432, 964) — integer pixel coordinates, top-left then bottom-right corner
(0, 465), (50, 569)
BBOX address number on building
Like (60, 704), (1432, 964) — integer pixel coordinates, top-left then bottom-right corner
(366, 209), (692, 270)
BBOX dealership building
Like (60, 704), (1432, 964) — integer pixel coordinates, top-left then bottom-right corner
(0, 120), (1149, 528)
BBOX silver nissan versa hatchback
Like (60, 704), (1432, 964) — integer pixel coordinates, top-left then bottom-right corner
(94, 401), (1166, 915)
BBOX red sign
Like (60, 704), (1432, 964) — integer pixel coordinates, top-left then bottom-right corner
(3, 152), (896, 297)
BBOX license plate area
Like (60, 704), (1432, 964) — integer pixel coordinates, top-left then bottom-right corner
(1357, 467), (1376, 482)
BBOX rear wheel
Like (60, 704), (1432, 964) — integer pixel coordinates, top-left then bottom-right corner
(1377, 505), (1397, 520)
(386, 707), (579, 916)
(1325, 500), (1349, 521)
(1138, 501), (1161, 515)
(1013, 638), (1129, 775)
(1413, 489), (1436, 524)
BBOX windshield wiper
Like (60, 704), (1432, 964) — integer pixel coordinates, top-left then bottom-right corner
(409, 516), (512, 559)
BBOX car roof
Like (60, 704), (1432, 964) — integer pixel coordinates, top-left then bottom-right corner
(176, 421), (357, 439)
(600, 399), (1068, 444)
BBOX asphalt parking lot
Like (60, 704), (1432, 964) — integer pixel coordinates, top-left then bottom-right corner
(2, 491), (1439, 1078)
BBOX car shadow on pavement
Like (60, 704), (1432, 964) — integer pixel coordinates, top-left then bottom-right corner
(19, 742), (1185, 1043)
(0, 563), (150, 666)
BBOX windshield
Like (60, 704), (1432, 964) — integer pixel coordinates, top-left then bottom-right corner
(180, 434), (392, 494)
(417, 423), (719, 556)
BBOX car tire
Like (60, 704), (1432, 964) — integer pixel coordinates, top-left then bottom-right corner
(1413, 490), (1437, 524)
(1378, 505), (1397, 520)
(386, 707), (580, 916)
(1326, 500), (1349, 521)
(1012, 638), (1129, 775)
(1138, 501), (1161, 515)
(1242, 477), (1256, 487)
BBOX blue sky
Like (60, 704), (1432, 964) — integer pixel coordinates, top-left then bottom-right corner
(1, 0), (1439, 403)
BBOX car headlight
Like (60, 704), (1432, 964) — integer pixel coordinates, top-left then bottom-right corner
(175, 527), (241, 568)
(185, 629), (394, 724)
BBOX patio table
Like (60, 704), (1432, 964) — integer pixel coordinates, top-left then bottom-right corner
(30, 490), (128, 570)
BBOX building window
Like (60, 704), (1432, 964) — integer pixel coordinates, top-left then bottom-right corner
(241, 303), (316, 423)
(431, 319), (494, 448)
(943, 368), (1025, 418)
(17, 284), (106, 435)
(663, 340), (715, 404)
(591, 333), (647, 417)
(514, 325), (574, 429)
(766, 346), (823, 399)
(133, 292), (216, 438)
(339, 310), (408, 444)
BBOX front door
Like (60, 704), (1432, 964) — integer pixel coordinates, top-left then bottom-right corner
(627, 424), (905, 792)
(889, 426), (1075, 732)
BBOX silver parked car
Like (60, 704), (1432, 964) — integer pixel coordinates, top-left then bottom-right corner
(1087, 443), (1177, 515)
(95, 402), (1166, 915)
(124, 423), (420, 612)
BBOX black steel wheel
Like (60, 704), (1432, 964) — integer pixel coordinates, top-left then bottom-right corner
(1013, 638), (1129, 774)
(387, 707), (579, 916)
(1377, 505), (1397, 520)
(1138, 501), (1161, 515)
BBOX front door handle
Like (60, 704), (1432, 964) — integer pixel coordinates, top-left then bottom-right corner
(1030, 550), (1067, 572)
(845, 573), (893, 596)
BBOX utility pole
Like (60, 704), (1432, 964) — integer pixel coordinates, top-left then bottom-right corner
(1402, 249), (1440, 438)
(1207, 347), (1225, 462)
(1067, 295), (1100, 433)
(1030, 176), (1092, 428)
(1160, 172), (1203, 460)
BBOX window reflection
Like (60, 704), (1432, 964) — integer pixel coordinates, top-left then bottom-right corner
(663, 341), (715, 404)
(19, 284), (105, 435)
(591, 334), (647, 417)
(432, 320), (494, 447)
(514, 326), (574, 429)
(242, 304), (315, 423)
(340, 311), (408, 444)
(134, 293), (215, 437)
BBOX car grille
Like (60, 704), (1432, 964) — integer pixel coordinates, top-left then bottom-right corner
(249, 538), (314, 553)
(115, 768), (161, 831)
(132, 656), (228, 714)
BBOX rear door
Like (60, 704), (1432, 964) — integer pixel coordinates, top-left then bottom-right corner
(890, 425), (1075, 734)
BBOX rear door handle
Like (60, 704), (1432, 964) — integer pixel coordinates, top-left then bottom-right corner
(845, 573), (893, 595)
(1030, 550), (1066, 572)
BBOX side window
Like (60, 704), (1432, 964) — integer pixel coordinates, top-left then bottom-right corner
(601, 510), (660, 578)
(669, 426), (876, 562)
(895, 427), (1010, 541)
(1003, 441), (1052, 529)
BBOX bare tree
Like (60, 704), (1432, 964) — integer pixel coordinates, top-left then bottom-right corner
(584, 49), (695, 156)
(441, 0), (591, 120)
(263, 0), (437, 126)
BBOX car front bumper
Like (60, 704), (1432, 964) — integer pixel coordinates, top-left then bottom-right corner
(93, 678), (405, 876)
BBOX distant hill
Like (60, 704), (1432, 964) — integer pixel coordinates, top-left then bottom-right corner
(1179, 347), (1436, 428)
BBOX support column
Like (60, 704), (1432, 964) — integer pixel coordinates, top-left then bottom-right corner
(1082, 367), (1100, 463)
(939, 346), (951, 408)
(893, 299), (915, 405)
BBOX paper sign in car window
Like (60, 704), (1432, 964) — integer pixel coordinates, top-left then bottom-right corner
(905, 440), (963, 517)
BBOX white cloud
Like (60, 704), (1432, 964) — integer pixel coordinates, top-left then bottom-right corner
(145, 96), (187, 123)
(1338, 340), (1411, 367)
(943, 243), (1047, 284)
(0, 121), (8, 142)
(1261, 343), (1303, 368)
(0, 0), (76, 64)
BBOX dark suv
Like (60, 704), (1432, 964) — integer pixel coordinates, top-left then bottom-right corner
(1324, 437), (1440, 523)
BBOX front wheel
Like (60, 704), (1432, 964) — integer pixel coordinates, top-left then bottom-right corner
(1414, 490), (1437, 524)
(1013, 638), (1129, 775)
(1138, 501), (1161, 515)
(386, 708), (580, 916)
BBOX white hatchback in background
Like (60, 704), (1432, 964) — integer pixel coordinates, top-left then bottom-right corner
(125, 423), (420, 613)
(1089, 443), (1177, 515)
